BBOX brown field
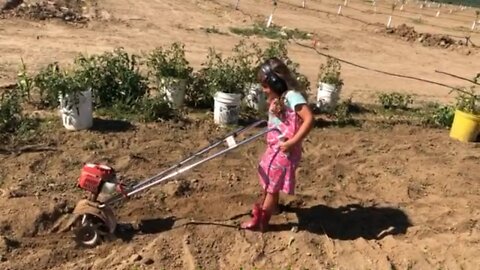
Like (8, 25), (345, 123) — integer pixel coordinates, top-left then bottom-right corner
(0, 0), (479, 269)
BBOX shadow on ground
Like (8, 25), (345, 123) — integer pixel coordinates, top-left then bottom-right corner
(114, 216), (176, 242)
(270, 203), (412, 240)
(90, 118), (135, 133)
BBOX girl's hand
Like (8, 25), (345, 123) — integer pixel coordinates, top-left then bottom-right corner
(279, 139), (294, 153)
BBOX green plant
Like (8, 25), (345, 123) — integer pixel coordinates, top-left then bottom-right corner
(185, 68), (213, 109)
(185, 42), (262, 109)
(33, 63), (85, 110)
(332, 98), (360, 127)
(16, 58), (33, 101)
(454, 87), (479, 114)
(317, 57), (343, 88)
(137, 95), (179, 122)
(378, 92), (413, 110)
(201, 47), (249, 95)
(229, 22), (311, 40)
(146, 42), (193, 88)
(0, 88), (22, 134)
(425, 104), (455, 128)
(232, 40), (262, 84)
(74, 48), (148, 108)
(34, 48), (148, 111)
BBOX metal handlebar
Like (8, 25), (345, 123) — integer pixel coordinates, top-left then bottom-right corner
(100, 120), (278, 207)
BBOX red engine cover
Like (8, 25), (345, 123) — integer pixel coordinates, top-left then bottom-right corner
(78, 163), (116, 194)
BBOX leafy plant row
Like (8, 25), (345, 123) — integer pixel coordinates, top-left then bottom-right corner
(15, 40), (310, 115)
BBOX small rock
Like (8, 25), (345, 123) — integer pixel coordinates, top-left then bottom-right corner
(291, 226), (299, 233)
(99, 10), (111, 21)
(8, 189), (27, 198)
(130, 254), (142, 262)
(288, 236), (295, 246)
(144, 258), (154, 265)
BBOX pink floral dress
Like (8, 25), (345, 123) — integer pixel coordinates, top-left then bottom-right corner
(258, 90), (306, 195)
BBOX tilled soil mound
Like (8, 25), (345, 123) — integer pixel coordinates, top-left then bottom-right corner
(385, 24), (475, 50)
(0, 0), (97, 23)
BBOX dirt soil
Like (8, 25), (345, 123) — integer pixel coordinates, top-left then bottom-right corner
(0, 0), (98, 23)
(1, 0), (480, 269)
(384, 23), (475, 50)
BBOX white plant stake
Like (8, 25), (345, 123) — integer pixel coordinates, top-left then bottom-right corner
(344, 0), (348, 7)
(234, 0), (240, 10)
(472, 21), (477, 31)
(266, 2), (277, 28)
(387, 15), (392, 28)
(436, 10), (440, 17)
(400, 4), (404, 11)
(302, 0), (306, 8)
(337, 5), (342, 15)
(267, 13), (274, 27)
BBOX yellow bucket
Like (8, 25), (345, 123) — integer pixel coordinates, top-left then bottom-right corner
(449, 109), (480, 143)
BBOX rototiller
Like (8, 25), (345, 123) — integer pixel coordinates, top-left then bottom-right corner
(68, 120), (279, 247)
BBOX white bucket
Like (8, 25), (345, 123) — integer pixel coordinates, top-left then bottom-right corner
(244, 83), (266, 112)
(161, 78), (186, 108)
(59, 89), (93, 131)
(316, 82), (341, 112)
(214, 91), (241, 126)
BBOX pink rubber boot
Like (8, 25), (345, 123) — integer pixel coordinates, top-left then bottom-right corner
(241, 204), (272, 232)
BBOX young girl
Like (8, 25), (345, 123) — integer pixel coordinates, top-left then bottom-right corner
(241, 57), (314, 232)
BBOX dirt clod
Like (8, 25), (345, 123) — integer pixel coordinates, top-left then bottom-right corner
(144, 258), (154, 265)
(385, 24), (471, 50)
(0, 0), (98, 23)
(0, 236), (20, 253)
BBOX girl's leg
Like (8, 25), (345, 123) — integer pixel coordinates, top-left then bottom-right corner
(255, 189), (280, 215)
(241, 191), (277, 231)
(262, 192), (279, 213)
(256, 189), (267, 206)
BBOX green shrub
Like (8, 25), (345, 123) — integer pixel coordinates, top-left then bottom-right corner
(74, 48), (148, 108)
(185, 68), (213, 109)
(425, 104), (455, 128)
(146, 42), (193, 87)
(34, 63), (86, 109)
(454, 87), (479, 114)
(138, 95), (179, 122)
(0, 89), (22, 134)
(317, 57), (343, 88)
(229, 22), (311, 40)
(378, 92), (413, 110)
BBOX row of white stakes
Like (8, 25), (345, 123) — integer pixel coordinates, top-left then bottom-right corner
(233, 0), (478, 31)
(337, 1), (478, 30)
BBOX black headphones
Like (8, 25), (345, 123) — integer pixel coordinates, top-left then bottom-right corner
(261, 62), (288, 95)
